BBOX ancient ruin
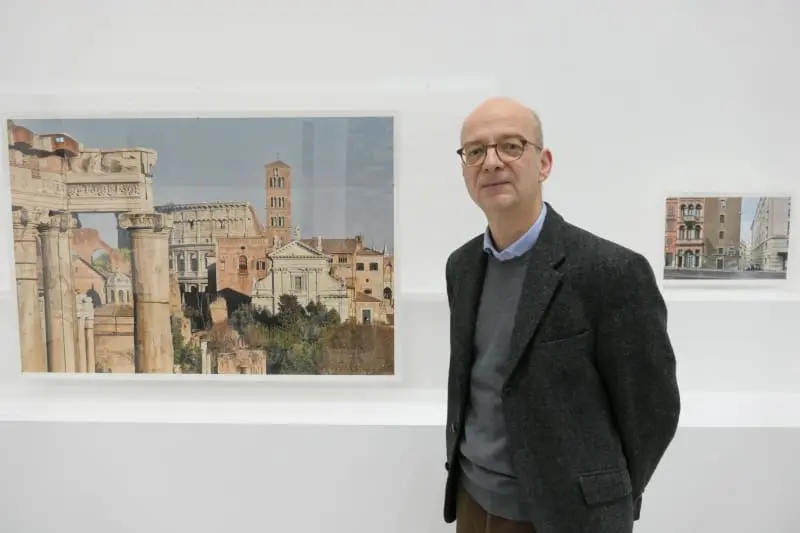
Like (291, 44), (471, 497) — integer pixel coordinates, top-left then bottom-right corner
(8, 121), (173, 373)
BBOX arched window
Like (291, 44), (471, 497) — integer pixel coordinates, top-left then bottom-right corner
(238, 255), (248, 273)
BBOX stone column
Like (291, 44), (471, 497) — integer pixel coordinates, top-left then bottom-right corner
(84, 298), (96, 373)
(38, 211), (78, 373)
(11, 206), (47, 372)
(75, 294), (87, 373)
(118, 212), (174, 373)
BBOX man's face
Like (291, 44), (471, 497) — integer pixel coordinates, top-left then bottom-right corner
(459, 104), (551, 216)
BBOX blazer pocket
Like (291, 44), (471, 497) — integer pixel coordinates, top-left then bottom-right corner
(534, 328), (592, 347)
(578, 468), (633, 506)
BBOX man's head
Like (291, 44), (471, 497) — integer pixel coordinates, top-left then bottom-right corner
(458, 97), (552, 220)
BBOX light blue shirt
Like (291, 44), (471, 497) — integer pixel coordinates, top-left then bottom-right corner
(482, 202), (547, 261)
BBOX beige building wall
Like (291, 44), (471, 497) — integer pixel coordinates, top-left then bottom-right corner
(751, 196), (792, 271)
(702, 196), (742, 270)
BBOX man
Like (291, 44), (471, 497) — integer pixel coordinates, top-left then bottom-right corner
(443, 97), (680, 533)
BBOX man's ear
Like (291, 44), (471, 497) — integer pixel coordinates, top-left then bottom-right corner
(538, 149), (553, 182)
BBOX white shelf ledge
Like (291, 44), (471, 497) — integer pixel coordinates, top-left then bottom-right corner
(0, 392), (798, 428)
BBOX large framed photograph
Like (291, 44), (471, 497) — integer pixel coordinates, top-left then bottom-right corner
(5, 113), (395, 378)
(663, 195), (792, 284)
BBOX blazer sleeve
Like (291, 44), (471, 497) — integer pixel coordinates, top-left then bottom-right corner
(594, 252), (681, 503)
(445, 254), (455, 312)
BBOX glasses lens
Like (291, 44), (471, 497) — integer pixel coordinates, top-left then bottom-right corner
(497, 140), (524, 161)
(461, 145), (485, 166)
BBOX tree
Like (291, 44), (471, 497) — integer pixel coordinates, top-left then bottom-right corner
(171, 316), (201, 373)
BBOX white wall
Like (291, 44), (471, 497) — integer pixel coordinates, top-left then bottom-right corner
(0, 0), (799, 531)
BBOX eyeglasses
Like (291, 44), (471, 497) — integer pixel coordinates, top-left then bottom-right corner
(456, 137), (541, 167)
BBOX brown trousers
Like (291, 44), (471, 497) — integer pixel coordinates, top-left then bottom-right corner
(455, 483), (536, 533)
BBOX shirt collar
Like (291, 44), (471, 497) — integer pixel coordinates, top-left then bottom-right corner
(483, 202), (547, 261)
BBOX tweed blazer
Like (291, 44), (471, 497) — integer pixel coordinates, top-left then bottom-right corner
(442, 203), (680, 533)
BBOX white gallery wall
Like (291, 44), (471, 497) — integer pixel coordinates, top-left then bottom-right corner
(0, 0), (798, 532)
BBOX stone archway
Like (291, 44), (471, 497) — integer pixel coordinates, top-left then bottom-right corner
(8, 122), (174, 373)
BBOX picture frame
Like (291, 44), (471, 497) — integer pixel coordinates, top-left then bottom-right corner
(661, 191), (796, 293)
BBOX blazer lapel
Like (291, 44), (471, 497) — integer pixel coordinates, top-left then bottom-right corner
(505, 206), (567, 382)
(451, 237), (487, 386)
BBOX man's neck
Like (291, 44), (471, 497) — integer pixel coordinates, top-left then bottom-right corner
(487, 202), (543, 251)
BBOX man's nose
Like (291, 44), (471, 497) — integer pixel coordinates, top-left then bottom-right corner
(482, 146), (503, 171)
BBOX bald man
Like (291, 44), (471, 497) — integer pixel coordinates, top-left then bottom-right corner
(442, 97), (680, 533)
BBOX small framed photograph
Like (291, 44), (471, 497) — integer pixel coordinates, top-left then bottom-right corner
(663, 195), (792, 288)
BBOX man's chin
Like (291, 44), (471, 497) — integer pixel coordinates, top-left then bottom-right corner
(480, 193), (517, 210)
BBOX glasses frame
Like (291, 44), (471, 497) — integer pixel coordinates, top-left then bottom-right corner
(456, 137), (542, 167)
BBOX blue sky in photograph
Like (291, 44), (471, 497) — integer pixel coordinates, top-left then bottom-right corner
(740, 196), (757, 242)
(11, 116), (394, 252)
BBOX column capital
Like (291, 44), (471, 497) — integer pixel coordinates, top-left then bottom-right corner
(118, 212), (173, 232)
(11, 206), (45, 229)
(38, 211), (77, 233)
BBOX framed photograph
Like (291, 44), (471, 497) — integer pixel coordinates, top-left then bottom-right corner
(5, 112), (396, 378)
(663, 194), (792, 288)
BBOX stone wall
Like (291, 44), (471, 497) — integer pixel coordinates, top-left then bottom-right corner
(71, 228), (131, 275)
(93, 304), (135, 373)
(217, 349), (268, 374)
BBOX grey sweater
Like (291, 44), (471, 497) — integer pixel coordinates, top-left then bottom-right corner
(457, 250), (532, 522)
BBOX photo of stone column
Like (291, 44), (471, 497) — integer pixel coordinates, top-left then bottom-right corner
(5, 115), (395, 376)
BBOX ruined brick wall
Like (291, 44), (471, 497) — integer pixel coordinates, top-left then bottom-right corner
(71, 228), (131, 276)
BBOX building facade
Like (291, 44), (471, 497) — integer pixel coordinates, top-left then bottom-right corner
(751, 197), (791, 271)
(702, 196), (742, 270)
(149, 201), (263, 296)
(673, 198), (705, 268)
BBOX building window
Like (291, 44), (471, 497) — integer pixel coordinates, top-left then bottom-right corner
(361, 309), (371, 324)
(719, 214), (725, 223)
(719, 230), (725, 239)
(364, 288), (372, 294)
(256, 260), (266, 270)
(369, 262), (378, 271)
(238, 255), (248, 273)
(338, 256), (347, 263)
(356, 262), (364, 271)
(293, 275), (302, 290)
(219, 259), (226, 271)
(720, 199), (727, 209)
